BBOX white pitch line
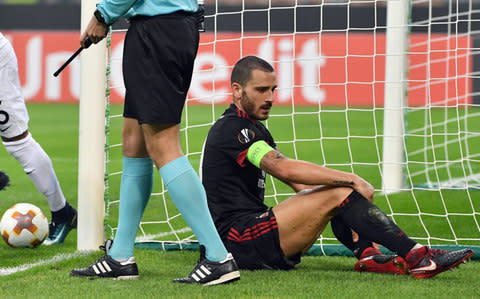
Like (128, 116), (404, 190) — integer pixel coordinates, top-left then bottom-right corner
(1, 227), (194, 276)
(135, 227), (192, 242)
(0, 251), (91, 277)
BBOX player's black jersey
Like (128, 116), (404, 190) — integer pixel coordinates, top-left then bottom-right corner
(201, 104), (276, 236)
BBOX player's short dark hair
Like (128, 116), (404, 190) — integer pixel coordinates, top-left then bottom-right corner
(231, 56), (274, 87)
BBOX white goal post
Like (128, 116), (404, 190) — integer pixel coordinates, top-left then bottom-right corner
(79, 0), (480, 256)
(382, 0), (409, 194)
(77, 0), (107, 250)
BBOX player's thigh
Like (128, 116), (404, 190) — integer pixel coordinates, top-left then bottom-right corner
(273, 186), (353, 253)
(0, 60), (29, 139)
(273, 186), (352, 224)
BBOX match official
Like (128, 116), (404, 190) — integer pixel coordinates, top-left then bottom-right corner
(70, 0), (240, 285)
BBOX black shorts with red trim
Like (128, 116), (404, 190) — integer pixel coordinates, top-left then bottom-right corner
(222, 209), (301, 270)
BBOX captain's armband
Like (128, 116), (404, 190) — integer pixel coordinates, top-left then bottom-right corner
(246, 140), (274, 168)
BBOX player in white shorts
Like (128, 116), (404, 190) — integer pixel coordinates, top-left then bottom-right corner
(0, 32), (77, 245)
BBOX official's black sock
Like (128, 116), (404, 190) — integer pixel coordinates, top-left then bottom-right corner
(331, 216), (374, 259)
(337, 191), (416, 258)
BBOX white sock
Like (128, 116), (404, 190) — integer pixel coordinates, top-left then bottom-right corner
(4, 133), (66, 212)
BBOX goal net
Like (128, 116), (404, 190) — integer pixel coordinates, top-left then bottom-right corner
(97, 0), (480, 256)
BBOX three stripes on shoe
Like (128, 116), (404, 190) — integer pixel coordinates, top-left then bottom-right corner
(190, 265), (212, 282)
(92, 260), (112, 275)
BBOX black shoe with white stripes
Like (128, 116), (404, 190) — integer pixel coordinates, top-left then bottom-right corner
(173, 245), (240, 286)
(70, 240), (139, 280)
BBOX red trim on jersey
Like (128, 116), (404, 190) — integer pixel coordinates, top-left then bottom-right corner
(236, 148), (249, 167)
(227, 216), (278, 242)
(236, 107), (257, 123)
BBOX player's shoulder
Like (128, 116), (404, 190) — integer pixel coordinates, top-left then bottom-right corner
(212, 106), (255, 131)
(209, 114), (250, 141)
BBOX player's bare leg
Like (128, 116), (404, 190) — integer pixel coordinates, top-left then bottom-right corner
(274, 186), (408, 275)
(335, 190), (473, 278)
(332, 218), (408, 275)
(273, 186), (351, 257)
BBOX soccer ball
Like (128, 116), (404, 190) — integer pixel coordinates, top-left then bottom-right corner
(0, 203), (48, 248)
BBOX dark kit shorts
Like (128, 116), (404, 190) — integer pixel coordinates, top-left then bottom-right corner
(122, 11), (200, 124)
(223, 209), (301, 270)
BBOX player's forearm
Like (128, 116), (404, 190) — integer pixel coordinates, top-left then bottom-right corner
(249, 141), (373, 199)
(281, 180), (314, 193)
(270, 157), (375, 201)
(280, 159), (357, 187)
(260, 151), (351, 185)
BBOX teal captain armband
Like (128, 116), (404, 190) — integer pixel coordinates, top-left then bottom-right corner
(246, 140), (275, 168)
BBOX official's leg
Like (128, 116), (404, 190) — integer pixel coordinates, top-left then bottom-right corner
(141, 123), (182, 167)
(142, 123), (229, 262)
(107, 118), (153, 260)
(106, 11), (239, 285)
(272, 186), (352, 257)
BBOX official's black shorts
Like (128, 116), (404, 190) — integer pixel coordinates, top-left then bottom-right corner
(123, 11), (200, 124)
(222, 209), (301, 270)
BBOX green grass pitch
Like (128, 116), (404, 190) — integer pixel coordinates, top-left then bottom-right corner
(0, 103), (479, 298)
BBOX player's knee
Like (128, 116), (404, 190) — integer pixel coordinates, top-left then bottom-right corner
(122, 137), (148, 157)
(4, 132), (30, 157)
(4, 133), (52, 172)
(331, 186), (355, 205)
(309, 186), (353, 211)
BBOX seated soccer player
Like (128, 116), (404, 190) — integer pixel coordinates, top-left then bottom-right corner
(201, 55), (473, 278)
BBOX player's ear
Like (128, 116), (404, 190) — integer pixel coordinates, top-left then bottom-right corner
(232, 82), (242, 100)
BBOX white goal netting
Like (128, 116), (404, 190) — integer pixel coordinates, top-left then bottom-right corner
(102, 0), (480, 255)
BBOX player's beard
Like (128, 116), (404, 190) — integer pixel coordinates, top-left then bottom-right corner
(240, 91), (271, 121)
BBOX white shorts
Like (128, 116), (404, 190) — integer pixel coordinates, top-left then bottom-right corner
(0, 34), (29, 139)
